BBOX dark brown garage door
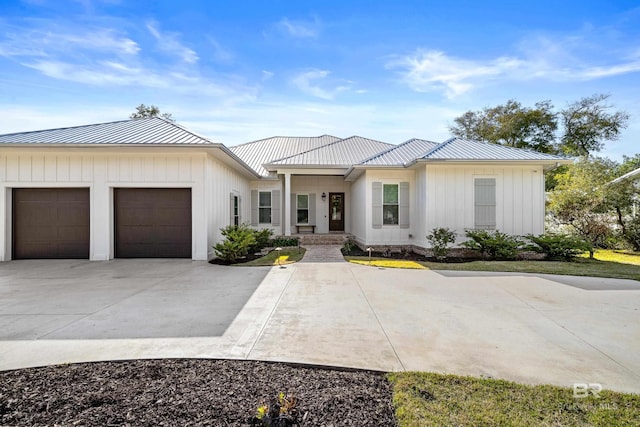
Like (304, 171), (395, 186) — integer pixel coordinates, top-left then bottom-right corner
(115, 188), (191, 258)
(13, 188), (90, 259)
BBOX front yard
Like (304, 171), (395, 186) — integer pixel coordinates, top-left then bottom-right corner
(346, 250), (640, 281)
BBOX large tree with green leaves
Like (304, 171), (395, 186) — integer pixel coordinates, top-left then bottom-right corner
(450, 94), (629, 157)
(130, 104), (174, 121)
(548, 156), (639, 255)
(449, 100), (558, 153)
(559, 94), (630, 157)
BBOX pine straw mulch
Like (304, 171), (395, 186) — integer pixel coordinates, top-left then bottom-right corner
(0, 359), (396, 426)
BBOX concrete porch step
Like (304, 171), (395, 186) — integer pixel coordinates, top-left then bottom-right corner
(296, 233), (352, 246)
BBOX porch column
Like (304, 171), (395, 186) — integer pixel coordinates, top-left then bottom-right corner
(283, 172), (291, 236)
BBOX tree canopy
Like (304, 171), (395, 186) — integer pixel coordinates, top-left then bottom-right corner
(449, 94), (629, 157)
(130, 104), (174, 121)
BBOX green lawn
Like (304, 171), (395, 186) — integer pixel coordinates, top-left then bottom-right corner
(237, 247), (306, 266)
(389, 372), (640, 427)
(346, 250), (640, 281)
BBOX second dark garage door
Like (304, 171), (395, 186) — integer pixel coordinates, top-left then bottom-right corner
(115, 188), (192, 258)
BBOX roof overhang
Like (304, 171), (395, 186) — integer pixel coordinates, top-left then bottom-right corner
(265, 164), (350, 176)
(409, 158), (574, 170)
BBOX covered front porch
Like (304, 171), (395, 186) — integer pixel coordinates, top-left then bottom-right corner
(271, 171), (353, 237)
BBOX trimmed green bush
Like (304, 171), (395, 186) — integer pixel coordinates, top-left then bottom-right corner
(526, 233), (592, 261)
(250, 228), (274, 253)
(426, 227), (457, 259)
(462, 229), (524, 260)
(269, 237), (299, 248)
(214, 224), (256, 263)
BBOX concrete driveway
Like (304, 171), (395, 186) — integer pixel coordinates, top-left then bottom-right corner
(1, 258), (639, 394)
(0, 260), (268, 339)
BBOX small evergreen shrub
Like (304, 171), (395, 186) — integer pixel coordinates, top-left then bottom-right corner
(624, 216), (640, 252)
(269, 237), (299, 247)
(462, 229), (524, 260)
(250, 228), (274, 253)
(214, 224), (256, 263)
(526, 233), (592, 261)
(426, 227), (457, 259)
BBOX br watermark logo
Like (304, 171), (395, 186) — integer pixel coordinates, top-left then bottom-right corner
(573, 383), (602, 399)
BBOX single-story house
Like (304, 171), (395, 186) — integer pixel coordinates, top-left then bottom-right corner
(0, 117), (570, 261)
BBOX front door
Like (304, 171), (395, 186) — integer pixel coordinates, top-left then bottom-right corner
(329, 192), (345, 231)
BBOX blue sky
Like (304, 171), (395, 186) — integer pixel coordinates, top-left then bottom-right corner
(1, 0), (639, 160)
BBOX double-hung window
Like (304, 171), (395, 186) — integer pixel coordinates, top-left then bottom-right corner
(297, 194), (309, 224)
(232, 195), (240, 226)
(259, 191), (271, 224)
(382, 184), (399, 225)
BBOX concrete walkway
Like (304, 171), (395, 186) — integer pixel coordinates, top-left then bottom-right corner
(300, 245), (345, 262)
(1, 260), (639, 394)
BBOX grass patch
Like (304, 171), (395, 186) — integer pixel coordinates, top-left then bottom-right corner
(237, 248), (306, 266)
(579, 249), (640, 266)
(345, 255), (640, 281)
(389, 372), (640, 427)
(349, 259), (426, 269)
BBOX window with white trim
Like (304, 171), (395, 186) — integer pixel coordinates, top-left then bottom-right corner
(383, 184), (399, 225)
(297, 194), (309, 224)
(233, 195), (240, 226)
(259, 191), (271, 224)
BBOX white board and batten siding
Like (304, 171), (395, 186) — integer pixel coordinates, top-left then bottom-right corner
(290, 175), (351, 234)
(362, 169), (416, 246)
(0, 150), (244, 261)
(249, 179), (283, 235)
(206, 155), (252, 260)
(418, 164), (545, 248)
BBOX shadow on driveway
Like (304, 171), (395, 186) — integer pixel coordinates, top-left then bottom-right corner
(0, 260), (269, 340)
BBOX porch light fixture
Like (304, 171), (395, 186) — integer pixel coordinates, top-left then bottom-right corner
(321, 192), (327, 201)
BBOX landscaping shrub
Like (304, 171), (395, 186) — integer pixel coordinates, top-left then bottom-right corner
(213, 224), (256, 263)
(426, 227), (456, 259)
(462, 229), (524, 260)
(624, 215), (640, 252)
(250, 228), (274, 253)
(526, 233), (592, 261)
(269, 237), (299, 248)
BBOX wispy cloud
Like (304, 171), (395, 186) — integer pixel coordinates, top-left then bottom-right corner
(291, 69), (349, 100)
(146, 20), (198, 63)
(275, 17), (321, 38)
(389, 34), (640, 98)
(0, 26), (139, 57)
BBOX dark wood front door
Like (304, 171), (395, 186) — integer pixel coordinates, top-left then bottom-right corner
(328, 192), (344, 231)
(115, 188), (192, 258)
(13, 188), (90, 259)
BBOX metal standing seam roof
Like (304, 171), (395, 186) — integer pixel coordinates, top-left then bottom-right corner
(359, 138), (440, 166)
(0, 117), (217, 145)
(229, 135), (340, 176)
(266, 136), (394, 168)
(420, 137), (569, 161)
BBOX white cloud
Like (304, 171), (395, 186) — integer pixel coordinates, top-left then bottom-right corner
(146, 21), (198, 64)
(261, 70), (274, 81)
(389, 37), (640, 98)
(207, 37), (233, 63)
(0, 26), (139, 57)
(291, 69), (349, 100)
(276, 17), (320, 38)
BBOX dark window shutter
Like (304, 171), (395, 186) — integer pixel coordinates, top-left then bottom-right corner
(475, 178), (496, 229)
(372, 182), (382, 229)
(271, 190), (281, 226)
(251, 190), (258, 226)
(309, 193), (316, 225)
(399, 182), (410, 229)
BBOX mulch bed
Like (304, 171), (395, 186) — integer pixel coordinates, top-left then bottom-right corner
(0, 359), (396, 426)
